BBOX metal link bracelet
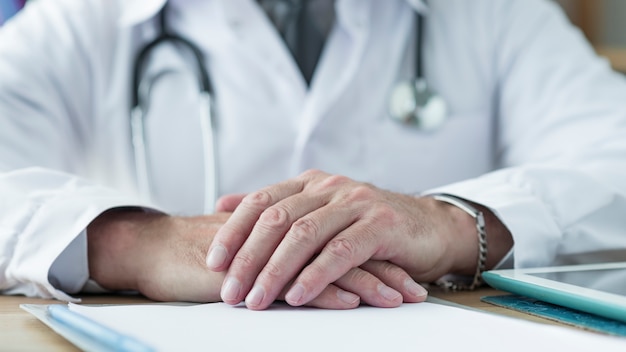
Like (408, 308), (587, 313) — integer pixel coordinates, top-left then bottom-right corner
(431, 194), (487, 291)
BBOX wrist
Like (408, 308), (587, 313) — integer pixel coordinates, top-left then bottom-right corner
(87, 209), (165, 292)
(431, 194), (514, 286)
(432, 195), (482, 277)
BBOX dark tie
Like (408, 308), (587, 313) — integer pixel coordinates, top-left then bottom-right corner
(257, 0), (335, 85)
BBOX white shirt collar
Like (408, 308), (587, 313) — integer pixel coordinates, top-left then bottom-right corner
(119, 0), (428, 27)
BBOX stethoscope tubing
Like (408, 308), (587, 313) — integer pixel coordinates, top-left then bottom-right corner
(198, 92), (217, 214)
(131, 4), (216, 213)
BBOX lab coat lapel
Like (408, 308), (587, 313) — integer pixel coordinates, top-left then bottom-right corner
(220, 0), (307, 98)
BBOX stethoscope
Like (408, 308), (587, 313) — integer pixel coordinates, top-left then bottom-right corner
(130, 6), (217, 213)
(130, 4), (447, 213)
(388, 9), (448, 130)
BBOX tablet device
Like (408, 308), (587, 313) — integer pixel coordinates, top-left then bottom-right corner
(482, 262), (626, 323)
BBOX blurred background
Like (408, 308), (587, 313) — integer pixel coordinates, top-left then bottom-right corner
(0, 0), (625, 71)
(0, 0), (25, 25)
(556, 0), (626, 72)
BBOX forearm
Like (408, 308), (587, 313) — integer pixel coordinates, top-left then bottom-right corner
(87, 209), (162, 292)
(88, 209), (228, 302)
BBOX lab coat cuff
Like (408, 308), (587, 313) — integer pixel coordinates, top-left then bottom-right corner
(48, 230), (89, 295)
(48, 206), (160, 299)
(5, 171), (161, 301)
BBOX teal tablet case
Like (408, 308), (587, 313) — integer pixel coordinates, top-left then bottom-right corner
(481, 295), (626, 337)
(482, 271), (626, 324)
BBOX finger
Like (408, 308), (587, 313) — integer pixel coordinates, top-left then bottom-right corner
(272, 280), (360, 310)
(214, 172), (340, 305)
(302, 284), (361, 310)
(284, 223), (379, 306)
(242, 204), (357, 310)
(333, 266), (403, 308)
(270, 282), (360, 310)
(359, 261), (428, 303)
(206, 179), (304, 272)
(215, 193), (247, 213)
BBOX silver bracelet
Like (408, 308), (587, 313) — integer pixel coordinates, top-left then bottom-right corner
(431, 194), (487, 291)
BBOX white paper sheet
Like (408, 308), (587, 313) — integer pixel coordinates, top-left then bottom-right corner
(65, 301), (626, 352)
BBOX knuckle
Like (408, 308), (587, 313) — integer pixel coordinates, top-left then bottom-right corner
(377, 262), (405, 280)
(326, 238), (358, 260)
(288, 217), (320, 243)
(300, 169), (322, 179)
(300, 169), (329, 191)
(368, 203), (397, 224)
(243, 190), (273, 209)
(347, 267), (372, 283)
(320, 174), (350, 188)
(232, 251), (256, 269)
(345, 185), (376, 203)
(260, 261), (283, 281)
(258, 206), (291, 229)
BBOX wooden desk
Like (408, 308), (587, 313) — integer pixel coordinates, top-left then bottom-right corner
(1, 295), (150, 352)
(0, 288), (566, 351)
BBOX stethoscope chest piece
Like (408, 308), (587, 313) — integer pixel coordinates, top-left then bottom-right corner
(389, 78), (447, 131)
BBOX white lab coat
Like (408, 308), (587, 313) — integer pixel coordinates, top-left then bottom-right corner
(1, 0), (626, 300)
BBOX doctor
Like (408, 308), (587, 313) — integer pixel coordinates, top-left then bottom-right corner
(1, 0), (626, 309)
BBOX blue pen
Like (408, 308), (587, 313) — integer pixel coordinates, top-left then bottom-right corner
(47, 304), (156, 352)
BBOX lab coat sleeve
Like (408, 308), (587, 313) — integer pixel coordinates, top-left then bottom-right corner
(47, 231), (89, 294)
(0, 0), (150, 300)
(427, 0), (626, 268)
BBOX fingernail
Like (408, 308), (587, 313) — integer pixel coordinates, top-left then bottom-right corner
(405, 279), (428, 298)
(245, 285), (266, 308)
(285, 283), (306, 306)
(221, 277), (242, 303)
(337, 289), (360, 305)
(378, 284), (401, 302)
(206, 245), (227, 269)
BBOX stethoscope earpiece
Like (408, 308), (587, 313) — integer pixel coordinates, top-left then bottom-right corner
(389, 78), (447, 131)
